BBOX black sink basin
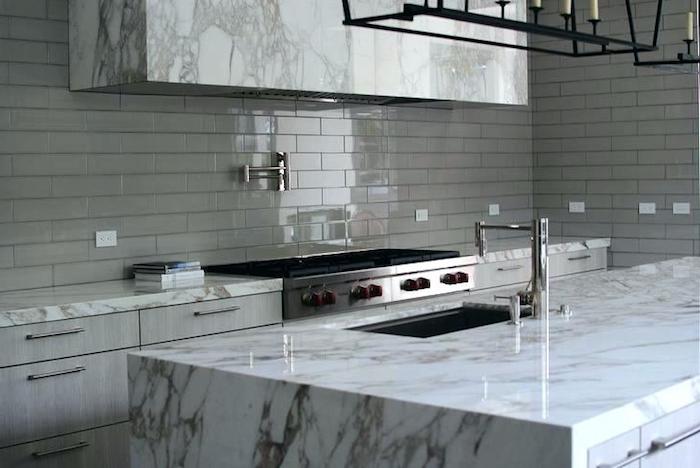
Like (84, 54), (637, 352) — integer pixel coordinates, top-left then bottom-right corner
(352, 305), (532, 338)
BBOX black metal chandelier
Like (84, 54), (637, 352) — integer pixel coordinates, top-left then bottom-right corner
(341, 0), (698, 68)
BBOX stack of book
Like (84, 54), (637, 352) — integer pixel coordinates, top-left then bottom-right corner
(133, 261), (204, 288)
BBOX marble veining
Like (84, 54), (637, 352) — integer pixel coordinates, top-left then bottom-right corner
(70, 0), (528, 104)
(0, 275), (282, 328)
(130, 256), (700, 468)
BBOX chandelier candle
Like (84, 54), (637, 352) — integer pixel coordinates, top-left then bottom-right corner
(560, 0), (571, 15)
(589, 0), (599, 20)
(687, 11), (694, 41)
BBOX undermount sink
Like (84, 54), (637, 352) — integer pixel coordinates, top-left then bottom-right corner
(352, 305), (532, 338)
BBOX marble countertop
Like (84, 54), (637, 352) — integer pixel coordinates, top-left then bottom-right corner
(132, 256), (700, 452)
(0, 239), (609, 330)
(0, 275), (283, 328)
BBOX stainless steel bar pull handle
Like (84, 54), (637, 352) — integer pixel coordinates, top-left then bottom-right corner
(26, 327), (85, 340)
(32, 440), (90, 458)
(650, 423), (700, 450)
(598, 422), (700, 468)
(194, 306), (241, 317)
(568, 255), (592, 261)
(27, 365), (86, 381)
(497, 265), (524, 272)
(598, 448), (647, 468)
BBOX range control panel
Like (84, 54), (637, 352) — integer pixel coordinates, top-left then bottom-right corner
(284, 263), (476, 320)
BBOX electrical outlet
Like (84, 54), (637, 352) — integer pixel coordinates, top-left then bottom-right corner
(673, 202), (691, 215)
(96, 230), (117, 248)
(415, 209), (429, 222)
(568, 201), (585, 213)
(488, 204), (500, 216)
(639, 202), (656, 215)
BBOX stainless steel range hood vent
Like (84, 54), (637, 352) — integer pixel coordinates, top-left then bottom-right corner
(69, 0), (527, 105)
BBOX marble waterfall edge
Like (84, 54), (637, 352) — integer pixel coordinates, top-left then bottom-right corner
(128, 355), (570, 468)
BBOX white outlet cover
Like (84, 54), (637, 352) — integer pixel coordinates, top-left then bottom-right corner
(415, 209), (429, 222)
(568, 201), (585, 213)
(488, 204), (500, 216)
(673, 202), (691, 215)
(96, 230), (118, 248)
(639, 202), (656, 215)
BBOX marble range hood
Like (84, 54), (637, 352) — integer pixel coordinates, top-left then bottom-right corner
(68, 0), (528, 105)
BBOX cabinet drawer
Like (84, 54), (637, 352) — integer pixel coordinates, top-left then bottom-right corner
(473, 259), (531, 290)
(640, 401), (700, 467)
(139, 293), (282, 345)
(551, 248), (607, 278)
(0, 349), (132, 448)
(0, 422), (129, 468)
(588, 427), (641, 468)
(0, 311), (139, 368)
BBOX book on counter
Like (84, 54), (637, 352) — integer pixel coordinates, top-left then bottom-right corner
(133, 261), (204, 287)
(132, 261), (201, 274)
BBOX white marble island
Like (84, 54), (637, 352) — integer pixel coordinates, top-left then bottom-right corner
(129, 256), (699, 468)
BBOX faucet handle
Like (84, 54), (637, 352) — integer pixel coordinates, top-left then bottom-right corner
(495, 294), (522, 326)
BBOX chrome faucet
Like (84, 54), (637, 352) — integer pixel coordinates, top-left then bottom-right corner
(475, 218), (549, 319)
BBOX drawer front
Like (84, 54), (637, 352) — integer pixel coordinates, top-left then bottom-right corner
(473, 259), (531, 291)
(551, 248), (607, 278)
(0, 422), (129, 468)
(0, 349), (132, 448)
(588, 427), (641, 468)
(0, 311), (139, 368)
(640, 401), (700, 468)
(139, 293), (282, 345)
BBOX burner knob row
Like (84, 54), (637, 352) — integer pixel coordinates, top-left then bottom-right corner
(301, 290), (337, 307)
(401, 277), (431, 291)
(441, 272), (469, 285)
(351, 284), (383, 300)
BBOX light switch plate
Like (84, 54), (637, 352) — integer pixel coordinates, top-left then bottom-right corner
(639, 202), (656, 215)
(673, 202), (691, 215)
(568, 201), (585, 213)
(96, 230), (117, 248)
(488, 204), (500, 216)
(415, 209), (429, 222)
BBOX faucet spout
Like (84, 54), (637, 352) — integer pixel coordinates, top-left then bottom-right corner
(474, 218), (550, 319)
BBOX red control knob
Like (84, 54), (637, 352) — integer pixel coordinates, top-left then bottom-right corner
(417, 277), (431, 289)
(323, 290), (337, 305)
(369, 284), (383, 297)
(455, 272), (469, 284)
(401, 279), (419, 291)
(302, 292), (324, 307)
(441, 273), (457, 285)
(351, 285), (371, 300)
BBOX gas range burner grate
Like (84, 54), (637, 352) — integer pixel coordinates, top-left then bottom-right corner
(205, 249), (460, 278)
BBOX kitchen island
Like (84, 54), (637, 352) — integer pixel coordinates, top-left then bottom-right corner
(129, 256), (700, 468)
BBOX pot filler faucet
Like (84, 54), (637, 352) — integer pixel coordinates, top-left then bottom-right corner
(475, 218), (549, 320)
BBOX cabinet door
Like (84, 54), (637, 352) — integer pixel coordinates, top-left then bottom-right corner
(588, 428), (640, 468)
(0, 349), (133, 447)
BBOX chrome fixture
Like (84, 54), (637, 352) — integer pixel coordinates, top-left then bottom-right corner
(495, 294), (522, 326)
(341, 0), (656, 59)
(243, 152), (290, 192)
(475, 218), (549, 319)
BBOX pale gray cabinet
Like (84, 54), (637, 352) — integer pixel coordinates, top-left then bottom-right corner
(139, 292), (282, 345)
(0, 349), (132, 447)
(0, 422), (129, 468)
(587, 428), (640, 468)
(549, 248), (607, 278)
(640, 401), (700, 467)
(473, 258), (531, 290)
(0, 311), (139, 368)
(588, 401), (700, 468)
